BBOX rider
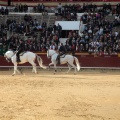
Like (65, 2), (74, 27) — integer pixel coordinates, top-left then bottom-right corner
(16, 39), (25, 62)
(57, 43), (66, 64)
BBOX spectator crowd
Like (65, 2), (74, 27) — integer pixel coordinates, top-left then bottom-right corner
(0, 3), (120, 56)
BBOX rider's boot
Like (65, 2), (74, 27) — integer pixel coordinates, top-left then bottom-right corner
(17, 56), (21, 62)
(57, 55), (60, 65)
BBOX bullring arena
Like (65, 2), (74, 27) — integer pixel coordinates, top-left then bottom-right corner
(0, 0), (120, 119)
(0, 68), (120, 120)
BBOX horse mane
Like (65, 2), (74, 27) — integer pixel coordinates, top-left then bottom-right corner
(49, 49), (56, 52)
(8, 49), (16, 53)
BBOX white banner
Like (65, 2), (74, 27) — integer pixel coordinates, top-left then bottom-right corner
(55, 21), (80, 30)
(59, 38), (68, 45)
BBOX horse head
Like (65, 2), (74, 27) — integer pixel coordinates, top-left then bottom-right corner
(4, 50), (15, 62)
(47, 49), (57, 58)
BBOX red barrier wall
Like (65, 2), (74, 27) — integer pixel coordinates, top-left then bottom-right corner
(0, 54), (120, 67)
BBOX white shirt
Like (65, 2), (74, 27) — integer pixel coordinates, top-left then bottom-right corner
(50, 45), (55, 50)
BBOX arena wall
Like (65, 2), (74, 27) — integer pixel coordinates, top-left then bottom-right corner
(0, 53), (120, 68)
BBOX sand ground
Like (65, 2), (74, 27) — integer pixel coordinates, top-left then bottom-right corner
(0, 69), (120, 120)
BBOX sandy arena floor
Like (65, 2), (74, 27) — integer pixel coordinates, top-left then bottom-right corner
(0, 69), (120, 120)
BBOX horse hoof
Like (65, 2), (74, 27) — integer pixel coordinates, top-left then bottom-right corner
(74, 73), (76, 75)
(12, 74), (14, 76)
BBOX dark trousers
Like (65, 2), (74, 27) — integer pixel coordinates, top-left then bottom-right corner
(57, 52), (65, 64)
(57, 55), (60, 64)
(16, 49), (23, 61)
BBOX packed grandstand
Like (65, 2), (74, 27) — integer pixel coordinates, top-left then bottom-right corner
(0, 1), (120, 56)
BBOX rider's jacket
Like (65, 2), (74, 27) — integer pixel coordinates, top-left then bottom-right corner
(59, 45), (66, 53)
(17, 42), (25, 51)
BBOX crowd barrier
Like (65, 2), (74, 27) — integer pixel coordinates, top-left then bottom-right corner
(0, 53), (120, 68)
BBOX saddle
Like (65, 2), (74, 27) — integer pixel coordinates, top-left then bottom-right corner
(56, 54), (66, 60)
(16, 51), (27, 63)
(56, 54), (66, 65)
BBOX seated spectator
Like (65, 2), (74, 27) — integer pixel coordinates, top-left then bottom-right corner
(50, 43), (56, 50)
(42, 22), (47, 28)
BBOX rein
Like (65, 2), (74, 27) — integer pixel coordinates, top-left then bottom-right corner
(5, 50), (16, 60)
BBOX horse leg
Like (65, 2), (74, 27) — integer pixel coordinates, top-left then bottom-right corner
(54, 64), (57, 74)
(12, 64), (18, 76)
(18, 68), (23, 74)
(12, 63), (21, 76)
(29, 61), (37, 74)
(16, 69), (21, 74)
(66, 63), (71, 73)
(33, 63), (37, 74)
(48, 62), (54, 71)
(31, 67), (36, 73)
(69, 63), (76, 74)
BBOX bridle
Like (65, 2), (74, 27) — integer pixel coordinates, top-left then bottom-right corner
(4, 54), (11, 62)
(4, 50), (16, 62)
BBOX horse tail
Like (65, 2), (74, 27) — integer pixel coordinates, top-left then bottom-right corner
(74, 57), (80, 71)
(36, 55), (46, 69)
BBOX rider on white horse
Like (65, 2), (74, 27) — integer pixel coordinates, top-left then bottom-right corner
(47, 49), (80, 74)
(57, 43), (67, 64)
(16, 39), (25, 63)
(4, 50), (46, 75)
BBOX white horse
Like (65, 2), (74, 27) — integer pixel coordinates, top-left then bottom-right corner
(4, 50), (46, 75)
(47, 49), (80, 74)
